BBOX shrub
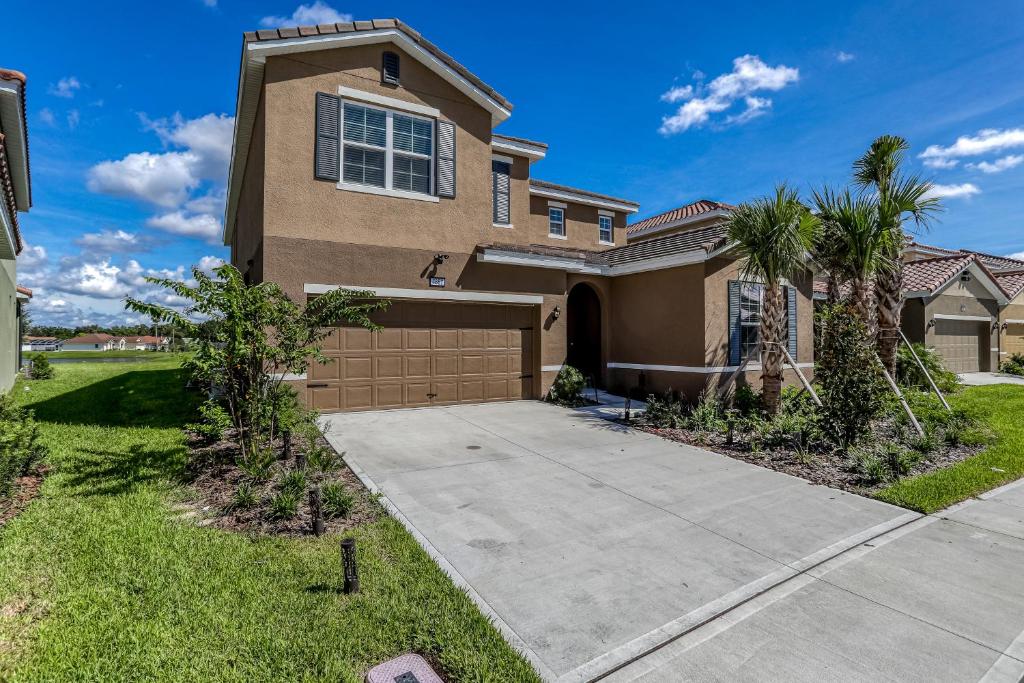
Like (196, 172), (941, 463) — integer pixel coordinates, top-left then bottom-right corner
(882, 443), (919, 479)
(642, 391), (688, 429)
(268, 491), (299, 519)
(1001, 353), (1024, 376)
(815, 304), (887, 450)
(547, 365), (586, 406)
(280, 469), (307, 496)
(238, 446), (275, 482)
(731, 384), (761, 416)
(323, 482), (356, 519)
(28, 353), (54, 380)
(688, 391), (726, 433)
(896, 342), (958, 393)
(851, 449), (887, 485)
(186, 400), (233, 443)
(307, 440), (341, 473)
(0, 396), (47, 498)
(229, 482), (258, 510)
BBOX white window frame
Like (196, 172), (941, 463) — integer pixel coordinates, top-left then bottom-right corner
(548, 206), (566, 239)
(338, 100), (438, 203)
(598, 212), (614, 245)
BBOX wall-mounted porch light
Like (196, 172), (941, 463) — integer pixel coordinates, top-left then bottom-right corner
(552, 305), (561, 320)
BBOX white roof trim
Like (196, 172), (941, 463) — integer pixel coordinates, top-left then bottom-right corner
(626, 209), (731, 242)
(304, 282), (542, 304)
(608, 362), (813, 374)
(491, 153), (514, 164)
(932, 313), (993, 322)
(337, 85), (440, 117)
(0, 78), (30, 211)
(223, 27), (512, 244)
(491, 137), (546, 161)
(476, 243), (725, 277)
(530, 185), (638, 214)
(1004, 319), (1024, 325)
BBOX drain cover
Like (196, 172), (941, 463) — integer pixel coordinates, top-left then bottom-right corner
(366, 653), (442, 683)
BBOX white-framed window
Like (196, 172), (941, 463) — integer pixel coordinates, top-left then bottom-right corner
(341, 101), (434, 197)
(598, 214), (613, 243)
(734, 281), (790, 363)
(549, 207), (565, 237)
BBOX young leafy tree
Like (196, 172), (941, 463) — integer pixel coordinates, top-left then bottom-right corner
(726, 185), (816, 415)
(852, 135), (941, 374)
(125, 264), (388, 462)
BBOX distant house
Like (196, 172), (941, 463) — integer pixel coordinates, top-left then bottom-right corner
(21, 335), (61, 352)
(120, 335), (168, 351)
(62, 333), (117, 351)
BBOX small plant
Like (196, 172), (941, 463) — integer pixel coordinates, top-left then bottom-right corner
(547, 365), (586, 407)
(229, 482), (258, 511)
(896, 342), (959, 393)
(688, 391), (726, 433)
(280, 468), (307, 496)
(307, 442), (340, 472)
(0, 395), (47, 497)
(186, 400), (233, 443)
(268, 491), (299, 519)
(642, 391), (688, 429)
(882, 443), (919, 480)
(852, 450), (888, 485)
(238, 446), (275, 482)
(1000, 353), (1024, 376)
(28, 353), (54, 380)
(731, 384), (761, 416)
(907, 428), (938, 454)
(323, 482), (356, 519)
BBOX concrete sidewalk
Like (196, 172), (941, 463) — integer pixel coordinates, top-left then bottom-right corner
(606, 477), (1024, 682)
(321, 401), (915, 681)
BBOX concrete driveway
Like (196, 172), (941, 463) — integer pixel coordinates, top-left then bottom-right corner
(322, 401), (917, 681)
(959, 372), (1024, 386)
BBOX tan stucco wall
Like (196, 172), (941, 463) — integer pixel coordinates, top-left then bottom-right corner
(0, 258), (17, 392)
(923, 288), (999, 371)
(528, 195), (628, 251)
(232, 86), (266, 282)
(1000, 298), (1024, 360)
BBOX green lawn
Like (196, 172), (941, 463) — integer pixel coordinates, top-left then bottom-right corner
(37, 349), (170, 359)
(876, 384), (1024, 513)
(0, 359), (537, 682)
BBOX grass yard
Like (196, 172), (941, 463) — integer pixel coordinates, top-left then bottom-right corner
(876, 384), (1024, 513)
(0, 359), (538, 682)
(38, 349), (171, 359)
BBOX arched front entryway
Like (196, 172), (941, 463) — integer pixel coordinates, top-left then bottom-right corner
(567, 282), (603, 387)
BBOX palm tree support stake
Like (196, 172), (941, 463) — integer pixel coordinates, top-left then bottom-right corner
(877, 356), (924, 436)
(769, 342), (822, 407)
(309, 486), (325, 537)
(341, 538), (359, 594)
(898, 329), (951, 412)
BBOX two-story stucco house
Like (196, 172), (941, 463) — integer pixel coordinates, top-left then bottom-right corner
(1, 68), (31, 392)
(224, 19), (815, 412)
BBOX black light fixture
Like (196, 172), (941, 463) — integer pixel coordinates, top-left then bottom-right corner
(433, 253), (449, 266)
(552, 305), (561, 320)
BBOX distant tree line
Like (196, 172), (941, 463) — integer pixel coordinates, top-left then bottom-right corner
(25, 324), (166, 340)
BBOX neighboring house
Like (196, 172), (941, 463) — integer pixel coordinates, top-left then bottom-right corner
(120, 335), (167, 351)
(994, 270), (1024, 362)
(224, 18), (814, 412)
(63, 333), (118, 351)
(0, 68), (31, 392)
(22, 335), (60, 352)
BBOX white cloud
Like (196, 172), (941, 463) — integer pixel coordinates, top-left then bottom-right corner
(966, 154), (1024, 174)
(659, 55), (799, 134)
(67, 109), (80, 130)
(48, 76), (81, 99)
(146, 211), (222, 244)
(197, 255), (226, 275)
(52, 258), (130, 299)
(1007, 251), (1024, 260)
(919, 128), (1024, 168)
(836, 51), (856, 63)
(87, 151), (200, 208)
(17, 244), (47, 270)
(923, 183), (981, 200)
(260, 1), (352, 28)
(660, 85), (694, 103)
(39, 108), (56, 126)
(185, 189), (225, 216)
(74, 229), (156, 255)
(141, 112), (235, 181)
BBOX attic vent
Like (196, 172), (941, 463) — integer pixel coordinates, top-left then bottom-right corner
(382, 51), (400, 85)
(961, 273), (972, 282)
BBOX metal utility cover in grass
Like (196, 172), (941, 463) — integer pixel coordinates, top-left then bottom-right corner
(366, 653), (442, 683)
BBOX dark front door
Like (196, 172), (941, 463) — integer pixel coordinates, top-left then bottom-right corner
(566, 283), (602, 387)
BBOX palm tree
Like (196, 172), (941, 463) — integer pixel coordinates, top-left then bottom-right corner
(852, 135), (941, 374)
(726, 185), (816, 415)
(811, 188), (893, 330)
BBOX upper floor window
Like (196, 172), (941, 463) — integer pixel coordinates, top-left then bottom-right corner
(342, 102), (433, 196)
(492, 159), (511, 225)
(598, 214), (613, 243)
(549, 207), (565, 237)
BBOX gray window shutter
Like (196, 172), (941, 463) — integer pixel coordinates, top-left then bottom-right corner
(492, 160), (510, 224)
(436, 120), (456, 198)
(787, 286), (798, 358)
(728, 281), (741, 366)
(315, 92), (340, 182)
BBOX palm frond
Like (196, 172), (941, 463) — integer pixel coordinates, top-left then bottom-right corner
(726, 184), (815, 285)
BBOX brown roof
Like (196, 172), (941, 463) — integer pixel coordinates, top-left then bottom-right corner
(902, 253), (1009, 298)
(996, 270), (1024, 300)
(478, 242), (607, 266)
(65, 333), (114, 344)
(907, 241), (1024, 272)
(492, 133), (548, 149)
(0, 134), (22, 253)
(602, 223), (730, 267)
(627, 200), (734, 236)
(244, 18), (512, 111)
(529, 179), (639, 208)
(15, 285), (31, 297)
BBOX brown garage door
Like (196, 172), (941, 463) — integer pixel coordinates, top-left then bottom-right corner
(307, 300), (535, 412)
(1005, 323), (1024, 358)
(933, 319), (983, 373)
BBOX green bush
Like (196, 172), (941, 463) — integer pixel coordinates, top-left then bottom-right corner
(1001, 353), (1024, 376)
(238, 446), (275, 482)
(851, 442), (920, 484)
(689, 391), (726, 433)
(268, 491), (299, 520)
(547, 365), (586, 406)
(186, 400), (232, 443)
(642, 391), (688, 429)
(815, 304), (887, 450)
(0, 395), (47, 498)
(322, 482), (356, 519)
(307, 438), (341, 473)
(229, 482), (258, 511)
(28, 353), (54, 380)
(896, 342), (958, 393)
(731, 384), (761, 416)
(280, 469), (307, 496)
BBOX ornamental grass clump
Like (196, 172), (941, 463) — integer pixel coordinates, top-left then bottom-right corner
(0, 395), (47, 498)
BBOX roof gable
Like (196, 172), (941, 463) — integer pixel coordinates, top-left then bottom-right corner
(627, 200), (734, 240)
(904, 253), (1008, 304)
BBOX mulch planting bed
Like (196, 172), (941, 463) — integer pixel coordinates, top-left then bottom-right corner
(635, 424), (982, 495)
(0, 467), (48, 528)
(180, 431), (379, 537)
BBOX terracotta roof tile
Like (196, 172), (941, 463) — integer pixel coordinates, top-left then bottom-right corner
(627, 200), (734, 236)
(15, 285), (31, 297)
(603, 223), (730, 267)
(0, 66), (30, 218)
(902, 253), (1010, 299)
(906, 241), (1024, 272)
(529, 179), (638, 208)
(996, 270), (1024, 300)
(0, 134), (22, 253)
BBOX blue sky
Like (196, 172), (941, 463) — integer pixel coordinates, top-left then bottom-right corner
(7, 0), (1024, 326)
